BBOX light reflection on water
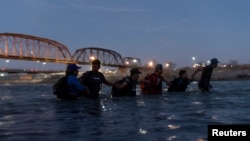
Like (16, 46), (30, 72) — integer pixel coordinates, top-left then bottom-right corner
(0, 81), (250, 141)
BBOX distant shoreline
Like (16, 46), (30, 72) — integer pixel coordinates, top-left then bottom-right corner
(0, 67), (250, 84)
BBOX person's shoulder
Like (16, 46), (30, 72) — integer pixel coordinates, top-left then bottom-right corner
(203, 65), (213, 71)
(83, 71), (101, 76)
(117, 77), (129, 85)
(195, 66), (204, 71)
(96, 71), (105, 77)
(172, 77), (180, 81)
(81, 71), (90, 76)
(88, 71), (103, 75)
(98, 71), (104, 75)
(84, 70), (92, 74)
(170, 77), (179, 83)
(145, 73), (155, 78)
(67, 75), (77, 81)
(124, 76), (132, 82)
(68, 75), (77, 79)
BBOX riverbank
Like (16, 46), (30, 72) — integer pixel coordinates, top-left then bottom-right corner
(163, 67), (250, 81)
(0, 66), (250, 84)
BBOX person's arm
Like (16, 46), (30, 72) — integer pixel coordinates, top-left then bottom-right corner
(69, 76), (88, 92)
(168, 78), (176, 87)
(191, 67), (203, 80)
(189, 77), (194, 82)
(114, 80), (128, 89)
(101, 73), (115, 86)
(103, 79), (115, 86)
(162, 77), (171, 86)
(138, 78), (150, 84)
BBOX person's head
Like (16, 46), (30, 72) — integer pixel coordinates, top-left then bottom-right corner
(154, 64), (163, 75)
(179, 69), (187, 78)
(210, 58), (220, 68)
(130, 68), (142, 80)
(66, 63), (81, 76)
(91, 59), (101, 72)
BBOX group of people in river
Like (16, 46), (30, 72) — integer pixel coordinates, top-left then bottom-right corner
(53, 58), (220, 100)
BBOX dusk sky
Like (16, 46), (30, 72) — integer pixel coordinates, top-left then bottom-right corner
(1, 0), (250, 69)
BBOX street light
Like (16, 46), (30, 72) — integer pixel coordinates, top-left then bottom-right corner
(42, 62), (46, 70)
(165, 63), (170, 68)
(90, 56), (95, 61)
(192, 57), (196, 61)
(5, 60), (10, 68)
(148, 61), (153, 67)
(192, 57), (196, 68)
(125, 61), (129, 65)
(207, 60), (210, 64)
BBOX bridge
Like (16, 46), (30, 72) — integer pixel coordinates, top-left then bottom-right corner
(73, 47), (125, 67)
(123, 57), (142, 67)
(0, 33), (142, 71)
(0, 33), (74, 64)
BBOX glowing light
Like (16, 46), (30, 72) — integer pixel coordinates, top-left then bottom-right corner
(148, 61), (153, 67)
(192, 63), (201, 68)
(5, 60), (10, 68)
(165, 63), (170, 68)
(90, 56), (95, 61)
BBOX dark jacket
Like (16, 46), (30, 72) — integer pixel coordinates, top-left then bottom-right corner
(112, 76), (137, 97)
(168, 77), (191, 92)
(198, 65), (214, 91)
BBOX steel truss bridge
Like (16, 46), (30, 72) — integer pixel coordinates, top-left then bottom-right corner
(0, 33), (142, 68)
(73, 47), (125, 67)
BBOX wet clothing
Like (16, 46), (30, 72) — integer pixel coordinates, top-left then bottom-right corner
(80, 71), (106, 98)
(168, 77), (191, 92)
(53, 75), (87, 100)
(141, 73), (164, 94)
(112, 76), (137, 97)
(198, 65), (214, 91)
(67, 75), (87, 96)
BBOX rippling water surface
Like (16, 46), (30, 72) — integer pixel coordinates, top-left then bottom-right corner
(1, 81), (250, 141)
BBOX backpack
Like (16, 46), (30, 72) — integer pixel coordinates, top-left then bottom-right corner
(53, 76), (70, 99)
(111, 77), (136, 96)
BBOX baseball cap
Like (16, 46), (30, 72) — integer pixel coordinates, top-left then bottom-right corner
(67, 64), (81, 71)
(130, 68), (142, 75)
(210, 58), (220, 64)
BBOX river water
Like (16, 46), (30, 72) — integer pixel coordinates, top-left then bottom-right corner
(1, 81), (250, 141)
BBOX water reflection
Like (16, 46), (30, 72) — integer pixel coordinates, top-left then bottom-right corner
(1, 81), (250, 141)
